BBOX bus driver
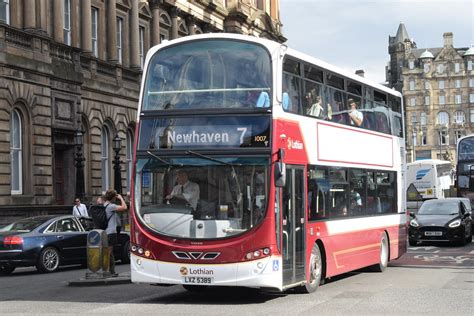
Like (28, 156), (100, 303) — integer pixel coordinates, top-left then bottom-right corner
(165, 170), (200, 210)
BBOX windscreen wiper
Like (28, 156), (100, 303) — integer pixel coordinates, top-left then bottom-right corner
(146, 150), (183, 167)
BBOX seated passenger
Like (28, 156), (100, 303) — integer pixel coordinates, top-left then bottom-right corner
(165, 170), (200, 210)
(348, 98), (363, 127)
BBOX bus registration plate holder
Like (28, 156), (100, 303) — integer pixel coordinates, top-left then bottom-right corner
(182, 276), (214, 285)
(425, 231), (442, 236)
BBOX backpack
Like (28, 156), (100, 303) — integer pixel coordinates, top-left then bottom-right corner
(89, 204), (113, 230)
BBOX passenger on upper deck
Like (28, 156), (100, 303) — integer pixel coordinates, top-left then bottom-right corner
(348, 98), (363, 127)
(306, 93), (324, 118)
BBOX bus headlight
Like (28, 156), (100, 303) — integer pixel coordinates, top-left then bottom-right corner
(409, 219), (419, 227)
(448, 219), (461, 228)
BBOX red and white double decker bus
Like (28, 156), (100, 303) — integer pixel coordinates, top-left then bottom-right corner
(130, 34), (407, 293)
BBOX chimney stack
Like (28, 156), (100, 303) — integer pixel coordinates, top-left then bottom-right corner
(355, 69), (365, 77)
(443, 32), (453, 47)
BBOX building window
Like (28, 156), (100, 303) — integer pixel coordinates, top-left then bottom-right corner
(439, 80), (444, 89)
(439, 95), (445, 105)
(470, 79), (474, 87)
(424, 96), (430, 106)
(126, 130), (133, 192)
(411, 113), (417, 124)
(101, 126), (110, 192)
(0, 0), (9, 24)
(455, 80), (461, 88)
(470, 94), (474, 103)
(421, 132), (427, 146)
(139, 26), (145, 68)
(409, 60), (414, 70)
(437, 111), (449, 125)
(455, 110), (465, 124)
(455, 130), (464, 142)
(468, 61), (473, 71)
(423, 63), (430, 73)
(455, 63), (460, 73)
(410, 97), (416, 106)
(116, 17), (123, 64)
(424, 81), (430, 89)
(420, 112), (427, 126)
(91, 7), (98, 57)
(455, 94), (461, 104)
(63, 0), (71, 45)
(471, 109), (474, 123)
(409, 80), (415, 91)
(10, 109), (22, 195)
(439, 130), (448, 145)
(437, 63), (444, 74)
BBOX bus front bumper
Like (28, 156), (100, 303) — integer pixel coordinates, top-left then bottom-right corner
(130, 254), (283, 291)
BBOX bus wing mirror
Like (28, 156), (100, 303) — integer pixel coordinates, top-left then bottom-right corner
(275, 162), (286, 187)
(409, 212), (415, 218)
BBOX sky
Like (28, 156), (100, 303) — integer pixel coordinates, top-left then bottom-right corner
(280, 0), (474, 84)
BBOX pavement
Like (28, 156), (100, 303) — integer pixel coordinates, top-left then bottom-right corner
(68, 271), (132, 287)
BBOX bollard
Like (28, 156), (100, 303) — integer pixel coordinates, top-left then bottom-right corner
(86, 229), (111, 279)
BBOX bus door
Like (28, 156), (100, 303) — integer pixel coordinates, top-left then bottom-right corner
(282, 165), (306, 286)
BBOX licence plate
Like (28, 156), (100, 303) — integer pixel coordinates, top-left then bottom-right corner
(182, 276), (214, 285)
(425, 231), (442, 236)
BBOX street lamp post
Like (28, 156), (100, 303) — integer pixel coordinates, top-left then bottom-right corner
(74, 128), (85, 200)
(113, 134), (122, 194)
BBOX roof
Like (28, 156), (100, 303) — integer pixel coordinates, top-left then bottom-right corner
(464, 47), (474, 56)
(419, 50), (434, 59)
(394, 23), (410, 43)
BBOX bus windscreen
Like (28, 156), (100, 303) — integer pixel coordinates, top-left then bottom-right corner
(143, 40), (272, 111)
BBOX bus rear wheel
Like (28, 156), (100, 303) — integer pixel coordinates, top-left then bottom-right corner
(370, 233), (389, 272)
(298, 243), (323, 293)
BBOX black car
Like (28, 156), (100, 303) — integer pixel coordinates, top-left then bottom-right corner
(0, 215), (130, 275)
(409, 199), (473, 246)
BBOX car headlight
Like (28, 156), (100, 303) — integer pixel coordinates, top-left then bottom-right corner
(409, 219), (419, 227)
(448, 219), (461, 228)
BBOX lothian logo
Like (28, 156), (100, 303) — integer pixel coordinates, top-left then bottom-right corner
(287, 137), (303, 150)
(179, 267), (188, 276)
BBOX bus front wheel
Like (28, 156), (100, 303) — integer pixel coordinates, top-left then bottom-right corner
(298, 243), (323, 293)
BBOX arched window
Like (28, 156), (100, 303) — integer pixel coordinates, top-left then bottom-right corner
(437, 111), (449, 125)
(126, 129), (134, 193)
(10, 109), (22, 195)
(178, 21), (189, 37)
(160, 12), (171, 41)
(101, 126), (110, 192)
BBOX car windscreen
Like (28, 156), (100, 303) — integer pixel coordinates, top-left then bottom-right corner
(0, 218), (49, 232)
(418, 201), (459, 215)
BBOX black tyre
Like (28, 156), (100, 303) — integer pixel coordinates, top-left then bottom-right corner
(36, 247), (61, 273)
(121, 241), (130, 264)
(408, 239), (417, 247)
(0, 263), (16, 275)
(370, 233), (389, 272)
(297, 243), (323, 293)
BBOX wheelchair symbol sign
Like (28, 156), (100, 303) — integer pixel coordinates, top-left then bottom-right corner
(272, 259), (279, 271)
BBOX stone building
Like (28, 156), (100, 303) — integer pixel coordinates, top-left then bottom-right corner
(387, 23), (474, 163)
(0, 0), (285, 224)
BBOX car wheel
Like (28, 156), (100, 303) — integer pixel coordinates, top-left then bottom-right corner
(370, 232), (389, 272)
(408, 239), (417, 247)
(0, 263), (16, 275)
(121, 240), (130, 264)
(296, 243), (323, 293)
(36, 247), (61, 273)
